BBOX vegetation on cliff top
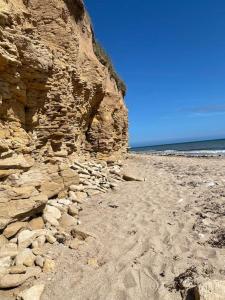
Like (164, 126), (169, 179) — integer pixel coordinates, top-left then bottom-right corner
(93, 39), (127, 97)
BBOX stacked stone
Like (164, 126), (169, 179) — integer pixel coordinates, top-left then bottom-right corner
(0, 159), (124, 291)
(0, 195), (83, 289)
(70, 160), (123, 197)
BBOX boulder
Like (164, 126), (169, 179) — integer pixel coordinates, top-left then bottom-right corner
(68, 205), (79, 217)
(43, 215), (59, 227)
(9, 265), (26, 274)
(28, 217), (44, 231)
(68, 191), (78, 202)
(59, 213), (77, 229)
(17, 230), (37, 249)
(60, 167), (79, 187)
(46, 234), (56, 244)
(194, 280), (225, 300)
(0, 267), (41, 289)
(40, 181), (64, 199)
(43, 205), (61, 220)
(3, 222), (28, 239)
(0, 186), (39, 203)
(35, 256), (45, 268)
(0, 169), (18, 179)
(0, 256), (11, 268)
(0, 155), (34, 170)
(0, 193), (48, 230)
(16, 165), (79, 199)
(16, 249), (35, 267)
(15, 164), (63, 198)
(0, 235), (8, 248)
(75, 191), (87, 202)
(17, 284), (45, 300)
(0, 243), (18, 258)
(57, 199), (71, 206)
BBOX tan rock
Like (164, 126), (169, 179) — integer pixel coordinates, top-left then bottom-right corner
(68, 238), (84, 250)
(71, 228), (95, 241)
(36, 235), (46, 247)
(28, 218), (44, 231)
(0, 186), (39, 203)
(9, 265), (26, 274)
(68, 205), (79, 217)
(75, 192), (87, 202)
(32, 248), (45, 256)
(57, 190), (68, 199)
(46, 234), (56, 244)
(0, 0), (128, 241)
(59, 213), (77, 229)
(3, 222), (27, 239)
(0, 193), (48, 230)
(40, 181), (64, 199)
(0, 0), (127, 163)
(17, 284), (45, 300)
(0, 256), (12, 268)
(43, 215), (59, 227)
(122, 173), (145, 182)
(44, 205), (61, 220)
(16, 164), (64, 199)
(0, 267), (41, 288)
(68, 191), (78, 202)
(43, 258), (55, 273)
(0, 243), (18, 258)
(0, 169), (17, 179)
(35, 256), (45, 268)
(60, 168), (79, 187)
(0, 155), (34, 170)
(16, 249), (35, 267)
(86, 189), (101, 197)
(70, 185), (84, 192)
(0, 235), (8, 248)
(194, 280), (225, 300)
(17, 230), (37, 249)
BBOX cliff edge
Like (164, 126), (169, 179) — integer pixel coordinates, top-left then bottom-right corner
(0, 0), (128, 161)
(0, 1), (128, 232)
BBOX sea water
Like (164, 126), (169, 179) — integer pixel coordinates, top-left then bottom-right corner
(131, 138), (225, 156)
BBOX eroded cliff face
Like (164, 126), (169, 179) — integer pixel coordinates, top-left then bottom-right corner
(0, 0), (129, 293)
(0, 0), (128, 161)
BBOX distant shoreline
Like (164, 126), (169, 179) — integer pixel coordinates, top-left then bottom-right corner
(130, 151), (225, 158)
(130, 138), (225, 157)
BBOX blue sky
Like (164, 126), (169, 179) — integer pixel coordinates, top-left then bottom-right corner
(85, 0), (225, 147)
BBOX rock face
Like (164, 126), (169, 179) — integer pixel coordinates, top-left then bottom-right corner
(0, 0), (128, 264)
(0, 0), (128, 160)
(0, 0), (128, 231)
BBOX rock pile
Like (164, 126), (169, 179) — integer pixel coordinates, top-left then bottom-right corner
(0, 159), (124, 292)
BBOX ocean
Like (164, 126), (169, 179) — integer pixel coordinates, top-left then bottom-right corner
(131, 138), (225, 156)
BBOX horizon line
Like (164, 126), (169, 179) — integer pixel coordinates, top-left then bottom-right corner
(131, 136), (225, 149)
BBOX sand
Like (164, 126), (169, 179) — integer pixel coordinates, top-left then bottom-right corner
(40, 154), (225, 300)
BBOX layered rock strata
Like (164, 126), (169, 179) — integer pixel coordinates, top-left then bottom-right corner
(0, 0), (128, 292)
(0, 0), (128, 240)
(0, 0), (128, 160)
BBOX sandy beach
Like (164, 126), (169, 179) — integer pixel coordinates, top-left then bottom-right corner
(21, 154), (222, 300)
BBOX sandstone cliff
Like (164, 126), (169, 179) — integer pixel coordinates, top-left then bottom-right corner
(0, 0), (128, 229)
(0, 0), (128, 161)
